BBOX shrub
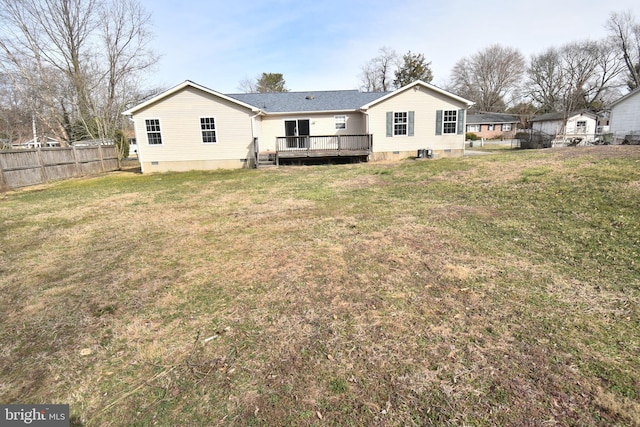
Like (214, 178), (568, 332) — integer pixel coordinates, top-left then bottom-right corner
(466, 132), (479, 141)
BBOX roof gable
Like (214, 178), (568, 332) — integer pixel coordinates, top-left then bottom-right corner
(609, 87), (640, 108)
(360, 80), (474, 109)
(122, 80), (260, 115)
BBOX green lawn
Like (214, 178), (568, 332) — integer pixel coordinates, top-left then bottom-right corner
(1, 146), (639, 426)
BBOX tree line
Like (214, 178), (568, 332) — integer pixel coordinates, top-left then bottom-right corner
(0, 0), (157, 152)
(1, 3), (638, 149)
(241, 9), (640, 122)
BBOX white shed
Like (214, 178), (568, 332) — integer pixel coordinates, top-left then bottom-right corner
(609, 88), (640, 143)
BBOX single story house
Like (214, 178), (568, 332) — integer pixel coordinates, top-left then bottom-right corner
(609, 87), (640, 144)
(529, 110), (598, 140)
(466, 113), (519, 139)
(122, 80), (474, 173)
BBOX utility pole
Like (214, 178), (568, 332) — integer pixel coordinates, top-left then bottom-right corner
(32, 114), (38, 148)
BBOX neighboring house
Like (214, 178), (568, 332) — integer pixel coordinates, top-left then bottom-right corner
(128, 138), (138, 157)
(122, 80), (474, 173)
(466, 113), (518, 139)
(72, 139), (115, 147)
(12, 136), (62, 149)
(529, 111), (598, 141)
(609, 87), (640, 144)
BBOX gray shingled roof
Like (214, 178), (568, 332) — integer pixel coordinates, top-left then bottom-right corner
(467, 113), (519, 124)
(226, 90), (389, 113)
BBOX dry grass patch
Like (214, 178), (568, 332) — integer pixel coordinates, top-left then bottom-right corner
(1, 147), (639, 426)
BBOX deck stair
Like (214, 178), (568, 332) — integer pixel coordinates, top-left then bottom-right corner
(257, 151), (277, 168)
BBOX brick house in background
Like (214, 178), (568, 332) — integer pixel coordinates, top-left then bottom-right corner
(466, 113), (519, 139)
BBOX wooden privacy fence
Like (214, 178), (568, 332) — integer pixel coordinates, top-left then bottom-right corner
(0, 145), (120, 190)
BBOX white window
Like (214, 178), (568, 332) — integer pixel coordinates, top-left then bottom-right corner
(467, 124), (480, 132)
(335, 115), (346, 130)
(394, 112), (408, 136)
(487, 124), (495, 131)
(145, 119), (162, 145)
(443, 110), (457, 134)
(502, 123), (512, 131)
(200, 117), (217, 143)
(576, 120), (587, 133)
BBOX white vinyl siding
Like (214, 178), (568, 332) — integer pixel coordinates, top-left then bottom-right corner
(369, 85), (467, 155)
(610, 90), (640, 133)
(259, 113), (366, 151)
(131, 86), (255, 167)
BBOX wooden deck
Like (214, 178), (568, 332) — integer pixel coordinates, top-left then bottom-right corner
(275, 134), (372, 159)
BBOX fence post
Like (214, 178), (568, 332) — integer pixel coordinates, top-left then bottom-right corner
(97, 145), (106, 172)
(0, 157), (7, 191)
(72, 145), (80, 177)
(36, 148), (48, 183)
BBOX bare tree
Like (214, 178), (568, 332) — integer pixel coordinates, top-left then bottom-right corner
(0, 0), (157, 146)
(0, 74), (33, 145)
(449, 44), (525, 112)
(237, 77), (257, 93)
(606, 10), (640, 90)
(527, 40), (623, 115)
(527, 47), (565, 113)
(359, 47), (398, 92)
(94, 0), (157, 148)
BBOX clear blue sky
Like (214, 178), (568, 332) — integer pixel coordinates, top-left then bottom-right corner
(139, 0), (640, 93)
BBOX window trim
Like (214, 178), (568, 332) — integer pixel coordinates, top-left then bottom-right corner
(487, 124), (495, 131)
(394, 111), (408, 136)
(502, 123), (512, 131)
(145, 118), (163, 145)
(576, 120), (587, 133)
(442, 110), (457, 134)
(467, 124), (480, 132)
(335, 115), (347, 130)
(200, 116), (217, 144)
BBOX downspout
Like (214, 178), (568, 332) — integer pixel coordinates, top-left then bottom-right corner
(361, 109), (371, 160)
(250, 111), (262, 168)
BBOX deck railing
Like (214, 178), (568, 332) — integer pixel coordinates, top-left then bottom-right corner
(275, 134), (372, 154)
